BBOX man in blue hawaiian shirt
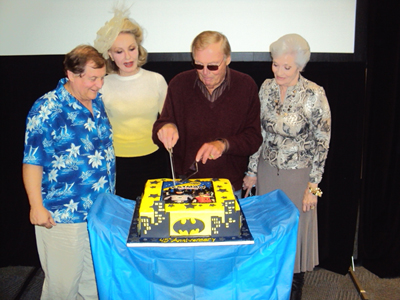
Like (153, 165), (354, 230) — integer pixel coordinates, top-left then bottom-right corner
(22, 45), (116, 300)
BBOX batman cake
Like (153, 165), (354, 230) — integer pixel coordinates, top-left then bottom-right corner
(135, 178), (243, 241)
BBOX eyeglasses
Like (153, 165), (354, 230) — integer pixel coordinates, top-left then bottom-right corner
(193, 58), (225, 71)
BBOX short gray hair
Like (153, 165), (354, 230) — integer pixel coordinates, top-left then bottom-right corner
(269, 34), (310, 70)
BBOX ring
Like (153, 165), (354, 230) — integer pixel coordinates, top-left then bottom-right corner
(310, 206), (315, 209)
(209, 154), (214, 159)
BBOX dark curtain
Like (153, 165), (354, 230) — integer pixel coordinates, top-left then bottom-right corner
(0, 56), (65, 267)
(309, 63), (363, 275)
(0, 58), (364, 275)
(358, 0), (400, 278)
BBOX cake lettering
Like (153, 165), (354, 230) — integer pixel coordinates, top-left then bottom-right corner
(158, 237), (217, 243)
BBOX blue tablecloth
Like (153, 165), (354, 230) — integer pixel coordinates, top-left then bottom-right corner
(87, 189), (299, 300)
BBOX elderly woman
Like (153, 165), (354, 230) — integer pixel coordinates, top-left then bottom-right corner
(94, 6), (169, 200)
(243, 34), (331, 300)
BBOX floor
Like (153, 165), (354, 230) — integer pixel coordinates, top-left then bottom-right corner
(1, 265), (399, 300)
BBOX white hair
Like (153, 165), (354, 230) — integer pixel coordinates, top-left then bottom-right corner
(269, 34), (311, 70)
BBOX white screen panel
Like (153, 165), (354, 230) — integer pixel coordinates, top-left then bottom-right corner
(0, 0), (357, 55)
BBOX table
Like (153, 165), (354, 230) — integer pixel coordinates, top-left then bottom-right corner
(87, 189), (299, 300)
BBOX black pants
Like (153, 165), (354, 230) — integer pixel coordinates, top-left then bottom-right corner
(116, 148), (170, 201)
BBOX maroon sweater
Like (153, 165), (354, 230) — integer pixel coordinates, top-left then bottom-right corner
(152, 69), (262, 191)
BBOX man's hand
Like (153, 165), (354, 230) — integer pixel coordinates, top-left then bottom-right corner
(30, 205), (56, 229)
(22, 164), (56, 229)
(195, 140), (225, 164)
(157, 123), (179, 150)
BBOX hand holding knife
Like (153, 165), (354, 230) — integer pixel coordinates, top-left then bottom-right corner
(167, 148), (198, 188)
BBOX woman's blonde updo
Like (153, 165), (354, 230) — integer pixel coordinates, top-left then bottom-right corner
(94, 6), (148, 74)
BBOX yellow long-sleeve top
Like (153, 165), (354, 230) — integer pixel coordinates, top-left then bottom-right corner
(100, 68), (167, 157)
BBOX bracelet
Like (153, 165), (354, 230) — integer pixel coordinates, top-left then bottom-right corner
(308, 186), (323, 197)
(245, 172), (257, 177)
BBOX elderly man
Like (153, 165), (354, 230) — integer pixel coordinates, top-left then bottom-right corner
(153, 31), (262, 197)
(22, 45), (115, 299)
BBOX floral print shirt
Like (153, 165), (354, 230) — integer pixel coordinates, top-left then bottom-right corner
(248, 75), (331, 184)
(23, 78), (116, 223)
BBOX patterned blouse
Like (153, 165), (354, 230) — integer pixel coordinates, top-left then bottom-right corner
(247, 75), (331, 184)
(23, 78), (116, 223)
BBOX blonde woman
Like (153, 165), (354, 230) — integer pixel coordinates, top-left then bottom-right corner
(94, 7), (169, 200)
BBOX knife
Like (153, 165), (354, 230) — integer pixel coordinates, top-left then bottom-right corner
(179, 161), (198, 182)
(167, 148), (176, 187)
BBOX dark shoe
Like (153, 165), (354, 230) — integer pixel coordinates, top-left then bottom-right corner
(290, 272), (305, 300)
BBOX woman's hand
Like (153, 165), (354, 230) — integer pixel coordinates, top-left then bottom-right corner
(302, 182), (318, 212)
(243, 175), (257, 198)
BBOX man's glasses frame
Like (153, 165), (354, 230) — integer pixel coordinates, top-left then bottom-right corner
(193, 58), (225, 71)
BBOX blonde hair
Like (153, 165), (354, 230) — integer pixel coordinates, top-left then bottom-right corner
(270, 34), (310, 70)
(94, 6), (147, 74)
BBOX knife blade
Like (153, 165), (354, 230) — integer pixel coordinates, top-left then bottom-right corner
(167, 148), (176, 186)
(179, 161), (198, 182)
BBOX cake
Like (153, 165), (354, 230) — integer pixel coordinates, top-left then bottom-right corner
(137, 178), (242, 240)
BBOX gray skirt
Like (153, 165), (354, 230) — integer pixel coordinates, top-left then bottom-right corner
(256, 160), (319, 273)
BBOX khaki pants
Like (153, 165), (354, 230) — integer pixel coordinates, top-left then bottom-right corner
(35, 223), (98, 300)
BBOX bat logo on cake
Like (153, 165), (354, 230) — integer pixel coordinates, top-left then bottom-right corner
(173, 218), (205, 235)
